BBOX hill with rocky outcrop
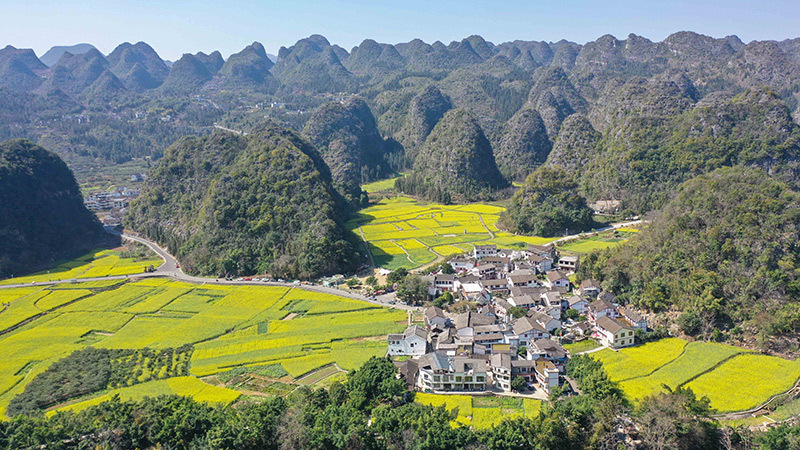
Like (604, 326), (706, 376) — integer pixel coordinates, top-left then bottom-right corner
(396, 108), (508, 202)
(125, 125), (359, 279)
(0, 139), (113, 277)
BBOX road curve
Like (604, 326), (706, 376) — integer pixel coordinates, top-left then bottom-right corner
(1, 227), (417, 312)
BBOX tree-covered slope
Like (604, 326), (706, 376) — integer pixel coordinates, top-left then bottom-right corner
(396, 108), (508, 202)
(125, 125), (359, 278)
(302, 97), (398, 204)
(581, 87), (800, 212)
(495, 105), (552, 181)
(579, 166), (800, 346)
(501, 166), (594, 236)
(0, 139), (111, 277)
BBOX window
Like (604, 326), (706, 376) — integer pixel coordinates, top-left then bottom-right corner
(456, 376), (462, 382)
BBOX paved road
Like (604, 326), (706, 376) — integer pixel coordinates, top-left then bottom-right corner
(1, 227), (417, 312)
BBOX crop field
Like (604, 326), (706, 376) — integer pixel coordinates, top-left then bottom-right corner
(592, 338), (687, 382)
(349, 196), (554, 270)
(564, 339), (601, 354)
(0, 278), (405, 418)
(619, 341), (746, 401)
(361, 175), (404, 193)
(594, 338), (800, 412)
(414, 393), (542, 429)
(50, 376), (241, 415)
(685, 354), (800, 412)
(557, 229), (638, 255)
(0, 248), (162, 285)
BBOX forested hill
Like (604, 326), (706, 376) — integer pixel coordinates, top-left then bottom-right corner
(2, 32), (800, 214)
(0, 139), (113, 277)
(578, 166), (800, 348)
(125, 125), (360, 279)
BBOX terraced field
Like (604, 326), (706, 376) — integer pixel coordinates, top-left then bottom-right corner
(415, 393), (542, 429)
(0, 248), (162, 285)
(0, 278), (406, 418)
(349, 196), (554, 270)
(593, 338), (800, 412)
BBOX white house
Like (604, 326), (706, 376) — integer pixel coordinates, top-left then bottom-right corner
(545, 270), (570, 289)
(433, 274), (455, 294)
(424, 306), (449, 329)
(388, 325), (428, 356)
(449, 258), (475, 272)
(473, 244), (497, 259)
(558, 255), (579, 273)
(529, 254), (553, 273)
(490, 353), (512, 391)
(567, 296), (590, 315)
(595, 316), (634, 349)
(417, 353), (488, 392)
(619, 306), (647, 331)
(512, 317), (550, 347)
(507, 270), (538, 289)
(534, 359), (560, 394)
(529, 310), (561, 332)
(589, 298), (618, 322)
(578, 279), (601, 298)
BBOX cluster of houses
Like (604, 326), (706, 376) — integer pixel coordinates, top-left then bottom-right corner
(389, 244), (647, 396)
(83, 187), (140, 212)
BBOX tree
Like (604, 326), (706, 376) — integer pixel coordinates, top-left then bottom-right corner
(396, 274), (429, 305)
(365, 275), (378, 286)
(433, 291), (454, 308)
(501, 166), (594, 237)
(636, 385), (717, 450)
(511, 376), (526, 392)
(345, 357), (407, 411)
(565, 308), (580, 320)
(386, 268), (409, 284)
(346, 278), (359, 288)
(508, 306), (527, 319)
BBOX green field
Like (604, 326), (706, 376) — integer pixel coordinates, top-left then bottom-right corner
(564, 339), (601, 354)
(350, 196), (554, 270)
(0, 278), (406, 418)
(415, 393), (542, 429)
(556, 229), (638, 255)
(594, 338), (800, 412)
(361, 174), (404, 193)
(0, 247), (162, 285)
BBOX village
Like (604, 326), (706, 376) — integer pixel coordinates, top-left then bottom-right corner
(387, 243), (647, 399)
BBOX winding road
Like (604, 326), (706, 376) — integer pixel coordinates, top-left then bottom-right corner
(0, 227), (416, 312)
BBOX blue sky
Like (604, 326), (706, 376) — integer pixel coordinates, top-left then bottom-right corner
(3, 0), (800, 61)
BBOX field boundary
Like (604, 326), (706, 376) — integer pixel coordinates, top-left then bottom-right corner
(674, 351), (750, 389)
(715, 375), (800, 419)
(610, 340), (689, 383)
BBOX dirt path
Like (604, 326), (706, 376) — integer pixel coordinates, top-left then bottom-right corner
(477, 213), (496, 239)
(358, 226), (376, 269)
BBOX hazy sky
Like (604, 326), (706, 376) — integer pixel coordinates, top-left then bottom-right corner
(3, 0), (800, 61)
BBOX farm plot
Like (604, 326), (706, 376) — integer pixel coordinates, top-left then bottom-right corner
(592, 338), (687, 382)
(684, 354), (800, 412)
(414, 394), (542, 429)
(557, 229), (638, 255)
(0, 248), (161, 285)
(350, 196), (553, 270)
(0, 278), (400, 418)
(618, 341), (746, 401)
(50, 376), (240, 415)
(594, 338), (800, 413)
